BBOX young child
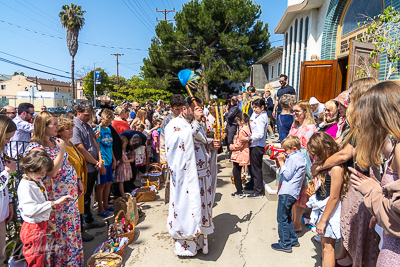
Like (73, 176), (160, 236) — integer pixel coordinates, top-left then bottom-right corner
(229, 113), (251, 199)
(306, 132), (344, 266)
(18, 150), (72, 267)
(271, 135), (306, 253)
(152, 119), (161, 163)
(94, 109), (116, 217)
(278, 94), (295, 143)
(137, 124), (145, 133)
(115, 136), (135, 196)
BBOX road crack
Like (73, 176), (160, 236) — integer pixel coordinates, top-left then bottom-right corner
(238, 200), (268, 267)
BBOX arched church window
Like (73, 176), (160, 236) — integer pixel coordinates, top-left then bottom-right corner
(342, 0), (383, 36)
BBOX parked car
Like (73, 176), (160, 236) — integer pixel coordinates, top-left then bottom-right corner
(47, 107), (67, 116)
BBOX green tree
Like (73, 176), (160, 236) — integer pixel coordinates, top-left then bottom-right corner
(83, 68), (111, 101)
(108, 75), (127, 101)
(13, 71), (24, 76)
(358, 6), (400, 80)
(111, 75), (173, 104)
(142, 0), (271, 100)
(59, 3), (86, 103)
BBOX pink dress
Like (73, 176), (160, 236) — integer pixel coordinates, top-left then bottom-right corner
(289, 124), (317, 208)
(115, 151), (132, 182)
(377, 149), (400, 266)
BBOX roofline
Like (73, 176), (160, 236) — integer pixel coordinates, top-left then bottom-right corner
(274, 0), (323, 34)
(255, 46), (283, 64)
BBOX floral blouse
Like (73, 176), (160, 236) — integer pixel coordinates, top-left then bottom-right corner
(288, 124), (318, 148)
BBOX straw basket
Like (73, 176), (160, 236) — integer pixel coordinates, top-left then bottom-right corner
(114, 210), (135, 244)
(135, 187), (156, 202)
(141, 178), (160, 190)
(88, 244), (123, 267)
(147, 163), (163, 183)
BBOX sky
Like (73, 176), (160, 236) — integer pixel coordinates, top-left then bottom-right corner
(0, 0), (287, 82)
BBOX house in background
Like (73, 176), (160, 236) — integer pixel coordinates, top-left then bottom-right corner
(0, 75), (73, 108)
(75, 77), (111, 106)
(0, 74), (12, 82)
(250, 46), (283, 94)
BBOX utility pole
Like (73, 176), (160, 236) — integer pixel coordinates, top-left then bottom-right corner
(156, 8), (175, 22)
(111, 53), (124, 93)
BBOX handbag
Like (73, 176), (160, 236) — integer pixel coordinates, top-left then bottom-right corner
(114, 193), (139, 226)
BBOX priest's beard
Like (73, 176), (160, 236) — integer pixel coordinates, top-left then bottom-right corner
(182, 107), (195, 122)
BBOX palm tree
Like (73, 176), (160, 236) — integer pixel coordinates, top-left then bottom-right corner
(59, 3), (85, 104)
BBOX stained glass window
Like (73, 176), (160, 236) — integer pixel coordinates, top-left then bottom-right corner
(342, 0), (383, 36)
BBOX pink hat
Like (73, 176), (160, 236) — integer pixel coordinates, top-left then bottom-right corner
(334, 90), (350, 108)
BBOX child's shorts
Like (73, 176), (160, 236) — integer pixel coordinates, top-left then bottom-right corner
(98, 164), (113, 184)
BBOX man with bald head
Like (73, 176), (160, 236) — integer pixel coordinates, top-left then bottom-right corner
(3, 106), (16, 119)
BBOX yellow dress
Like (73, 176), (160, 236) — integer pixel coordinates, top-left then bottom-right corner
(66, 142), (88, 214)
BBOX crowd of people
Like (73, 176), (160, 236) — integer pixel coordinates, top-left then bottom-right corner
(224, 74), (400, 267)
(0, 73), (399, 266)
(0, 98), (177, 266)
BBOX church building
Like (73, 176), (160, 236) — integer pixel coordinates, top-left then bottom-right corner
(275, 0), (398, 102)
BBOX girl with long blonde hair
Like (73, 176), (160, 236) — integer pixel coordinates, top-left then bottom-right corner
(350, 80), (400, 266)
(0, 115), (16, 266)
(311, 77), (380, 267)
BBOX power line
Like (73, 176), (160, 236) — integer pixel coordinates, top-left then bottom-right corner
(0, 57), (71, 79)
(130, 0), (156, 27)
(143, 0), (157, 18)
(119, 63), (141, 73)
(122, 0), (155, 34)
(0, 0), (62, 35)
(0, 19), (283, 52)
(0, 51), (70, 74)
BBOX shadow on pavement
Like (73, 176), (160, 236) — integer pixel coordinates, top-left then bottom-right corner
(195, 211), (252, 261)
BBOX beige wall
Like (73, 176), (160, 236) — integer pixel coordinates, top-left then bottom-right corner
(11, 99), (67, 110)
(0, 75), (34, 96)
(0, 75), (71, 97)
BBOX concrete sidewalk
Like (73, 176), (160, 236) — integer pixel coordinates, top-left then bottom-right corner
(83, 155), (323, 267)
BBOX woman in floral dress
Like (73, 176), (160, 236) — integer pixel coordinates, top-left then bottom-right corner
(288, 100), (317, 231)
(24, 111), (83, 267)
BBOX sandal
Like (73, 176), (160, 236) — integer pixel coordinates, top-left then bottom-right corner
(108, 206), (114, 212)
(98, 211), (112, 217)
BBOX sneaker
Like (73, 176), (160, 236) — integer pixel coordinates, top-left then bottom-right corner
(247, 193), (264, 199)
(271, 243), (292, 253)
(82, 231), (94, 242)
(231, 192), (245, 199)
(292, 242), (300, 247)
(83, 220), (106, 230)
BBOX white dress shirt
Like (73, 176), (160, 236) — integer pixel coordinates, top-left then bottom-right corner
(18, 178), (52, 223)
(248, 111), (269, 147)
(8, 116), (34, 158)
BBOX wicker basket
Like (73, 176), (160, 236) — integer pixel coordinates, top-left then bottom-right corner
(135, 186), (156, 202)
(141, 179), (159, 190)
(88, 244), (123, 266)
(114, 210), (135, 244)
(147, 163), (163, 183)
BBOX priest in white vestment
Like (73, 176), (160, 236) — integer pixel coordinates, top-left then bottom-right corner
(165, 96), (220, 256)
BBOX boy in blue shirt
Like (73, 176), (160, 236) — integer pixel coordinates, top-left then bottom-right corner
(271, 135), (306, 253)
(94, 109), (116, 217)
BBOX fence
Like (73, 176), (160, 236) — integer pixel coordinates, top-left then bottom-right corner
(4, 140), (30, 261)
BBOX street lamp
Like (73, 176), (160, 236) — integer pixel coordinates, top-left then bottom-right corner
(93, 60), (103, 108)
